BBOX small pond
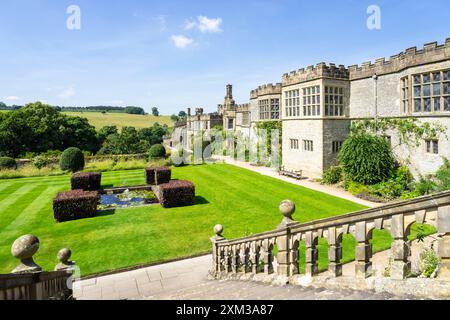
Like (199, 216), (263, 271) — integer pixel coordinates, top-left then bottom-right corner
(98, 189), (158, 210)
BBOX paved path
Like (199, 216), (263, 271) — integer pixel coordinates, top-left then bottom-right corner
(213, 156), (380, 208)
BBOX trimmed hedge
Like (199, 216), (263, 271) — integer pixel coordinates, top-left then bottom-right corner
(153, 180), (195, 208)
(144, 168), (156, 185)
(155, 167), (171, 185)
(145, 166), (172, 185)
(60, 147), (85, 172)
(0, 157), (17, 170)
(53, 190), (99, 222)
(71, 172), (102, 191)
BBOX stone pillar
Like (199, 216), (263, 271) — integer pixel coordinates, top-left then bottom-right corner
(289, 240), (299, 276)
(390, 214), (411, 280)
(355, 221), (372, 278)
(305, 231), (318, 277)
(210, 224), (226, 276)
(11, 235), (42, 274)
(438, 205), (450, 279)
(239, 244), (250, 273)
(276, 200), (297, 276)
(328, 227), (343, 277)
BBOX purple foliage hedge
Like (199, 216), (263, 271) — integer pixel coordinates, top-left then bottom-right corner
(53, 190), (99, 222)
(154, 180), (195, 208)
(71, 172), (102, 191)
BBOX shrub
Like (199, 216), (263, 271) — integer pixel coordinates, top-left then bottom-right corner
(435, 157), (450, 191)
(153, 180), (195, 208)
(345, 180), (370, 196)
(414, 176), (437, 196)
(322, 166), (342, 185)
(340, 133), (395, 185)
(155, 167), (171, 185)
(53, 190), (99, 222)
(71, 172), (102, 191)
(144, 167), (156, 185)
(0, 157), (17, 170)
(148, 144), (166, 159)
(60, 147), (85, 172)
(32, 155), (51, 169)
(369, 166), (414, 200)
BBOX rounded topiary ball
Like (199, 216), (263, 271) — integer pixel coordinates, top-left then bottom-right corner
(59, 147), (85, 172)
(148, 144), (166, 159)
(0, 157), (17, 170)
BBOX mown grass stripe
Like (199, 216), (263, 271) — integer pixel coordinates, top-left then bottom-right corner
(0, 185), (48, 229)
(2, 185), (63, 236)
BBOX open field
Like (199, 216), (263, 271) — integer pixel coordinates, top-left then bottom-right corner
(62, 112), (173, 129)
(0, 110), (173, 129)
(0, 164), (433, 276)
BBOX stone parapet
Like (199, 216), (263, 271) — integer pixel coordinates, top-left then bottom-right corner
(250, 83), (282, 99)
(282, 63), (349, 86)
(349, 39), (450, 80)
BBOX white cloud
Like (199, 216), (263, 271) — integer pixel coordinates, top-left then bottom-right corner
(170, 35), (194, 48)
(197, 16), (222, 33)
(59, 86), (76, 99)
(4, 96), (20, 101)
(184, 16), (223, 33)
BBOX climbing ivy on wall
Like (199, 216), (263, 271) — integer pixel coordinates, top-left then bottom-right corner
(350, 118), (447, 148)
(255, 121), (282, 166)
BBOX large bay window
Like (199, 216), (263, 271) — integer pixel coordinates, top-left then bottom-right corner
(413, 70), (450, 113)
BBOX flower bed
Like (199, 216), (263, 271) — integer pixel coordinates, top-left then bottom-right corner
(53, 190), (99, 222)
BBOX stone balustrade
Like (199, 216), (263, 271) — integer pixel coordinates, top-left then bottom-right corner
(0, 235), (75, 300)
(210, 191), (450, 282)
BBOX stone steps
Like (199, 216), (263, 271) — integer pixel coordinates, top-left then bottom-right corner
(144, 279), (411, 300)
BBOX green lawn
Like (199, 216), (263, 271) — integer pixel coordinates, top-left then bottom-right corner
(0, 164), (432, 276)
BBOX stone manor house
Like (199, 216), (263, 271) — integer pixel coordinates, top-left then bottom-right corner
(169, 39), (450, 179)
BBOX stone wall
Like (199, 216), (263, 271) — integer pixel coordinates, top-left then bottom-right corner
(282, 119), (324, 178)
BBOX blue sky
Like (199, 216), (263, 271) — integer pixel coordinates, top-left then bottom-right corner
(1, 0), (449, 114)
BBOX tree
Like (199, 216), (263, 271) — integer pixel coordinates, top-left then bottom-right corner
(170, 114), (179, 122)
(98, 126), (150, 155)
(124, 106), (145, 115)
(59, 147), (85, 172)
(340, 133), (395, 185)
(97, 126), (118, 144)
(152, 107), (159, 117)
(178, 111), (187, 118)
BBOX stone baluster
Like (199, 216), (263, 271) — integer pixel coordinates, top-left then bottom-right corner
(327, 226), (343, 277)
(355, 221), (372, 278)
(276, 200), (297, 276)
(11, 235), (42, 274)
(231, 245), (240, 273)
(239, 243), (250, 273)
(390, 214), (411, 279)
(289, 240), (299, 276)
(249, 241), (260, 274)
(305, 231), (318, 276)
(224, 246), (232, 273)
(262, 238), (274, 274)
(210, 224), (226, 276)
(437, 205), (450, 279)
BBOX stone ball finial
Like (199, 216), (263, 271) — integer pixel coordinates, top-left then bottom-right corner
(57, 248), (72, 263)
(279, 200), (296, 219)
(11, 235), (42, 274)
(214, 224), (223, 236)
(11, 234), (40, 260)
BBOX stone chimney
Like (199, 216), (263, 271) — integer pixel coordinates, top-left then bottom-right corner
(226, 84), (233, 99)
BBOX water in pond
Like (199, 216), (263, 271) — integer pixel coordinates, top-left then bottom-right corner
(99, 189), (158, 210)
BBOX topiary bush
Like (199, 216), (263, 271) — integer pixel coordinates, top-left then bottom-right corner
(155, 167), (171, 185)
(339, 133), (395, 185)
(53, 190), (99, 222)
(153, 180), (195, 208)
(60, 147), (85, 172)
(148, 144), (166, 159)
(0, 157), (17, 170)
(322, 166), (343, 185)
(71, 172), (102, 191)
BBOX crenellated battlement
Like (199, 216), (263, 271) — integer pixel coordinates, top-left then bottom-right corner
(282, 63), (349, 86)
(250, 83), (282, 99)
(349, 38), (450, 80)
(236, 103), (250, 112)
